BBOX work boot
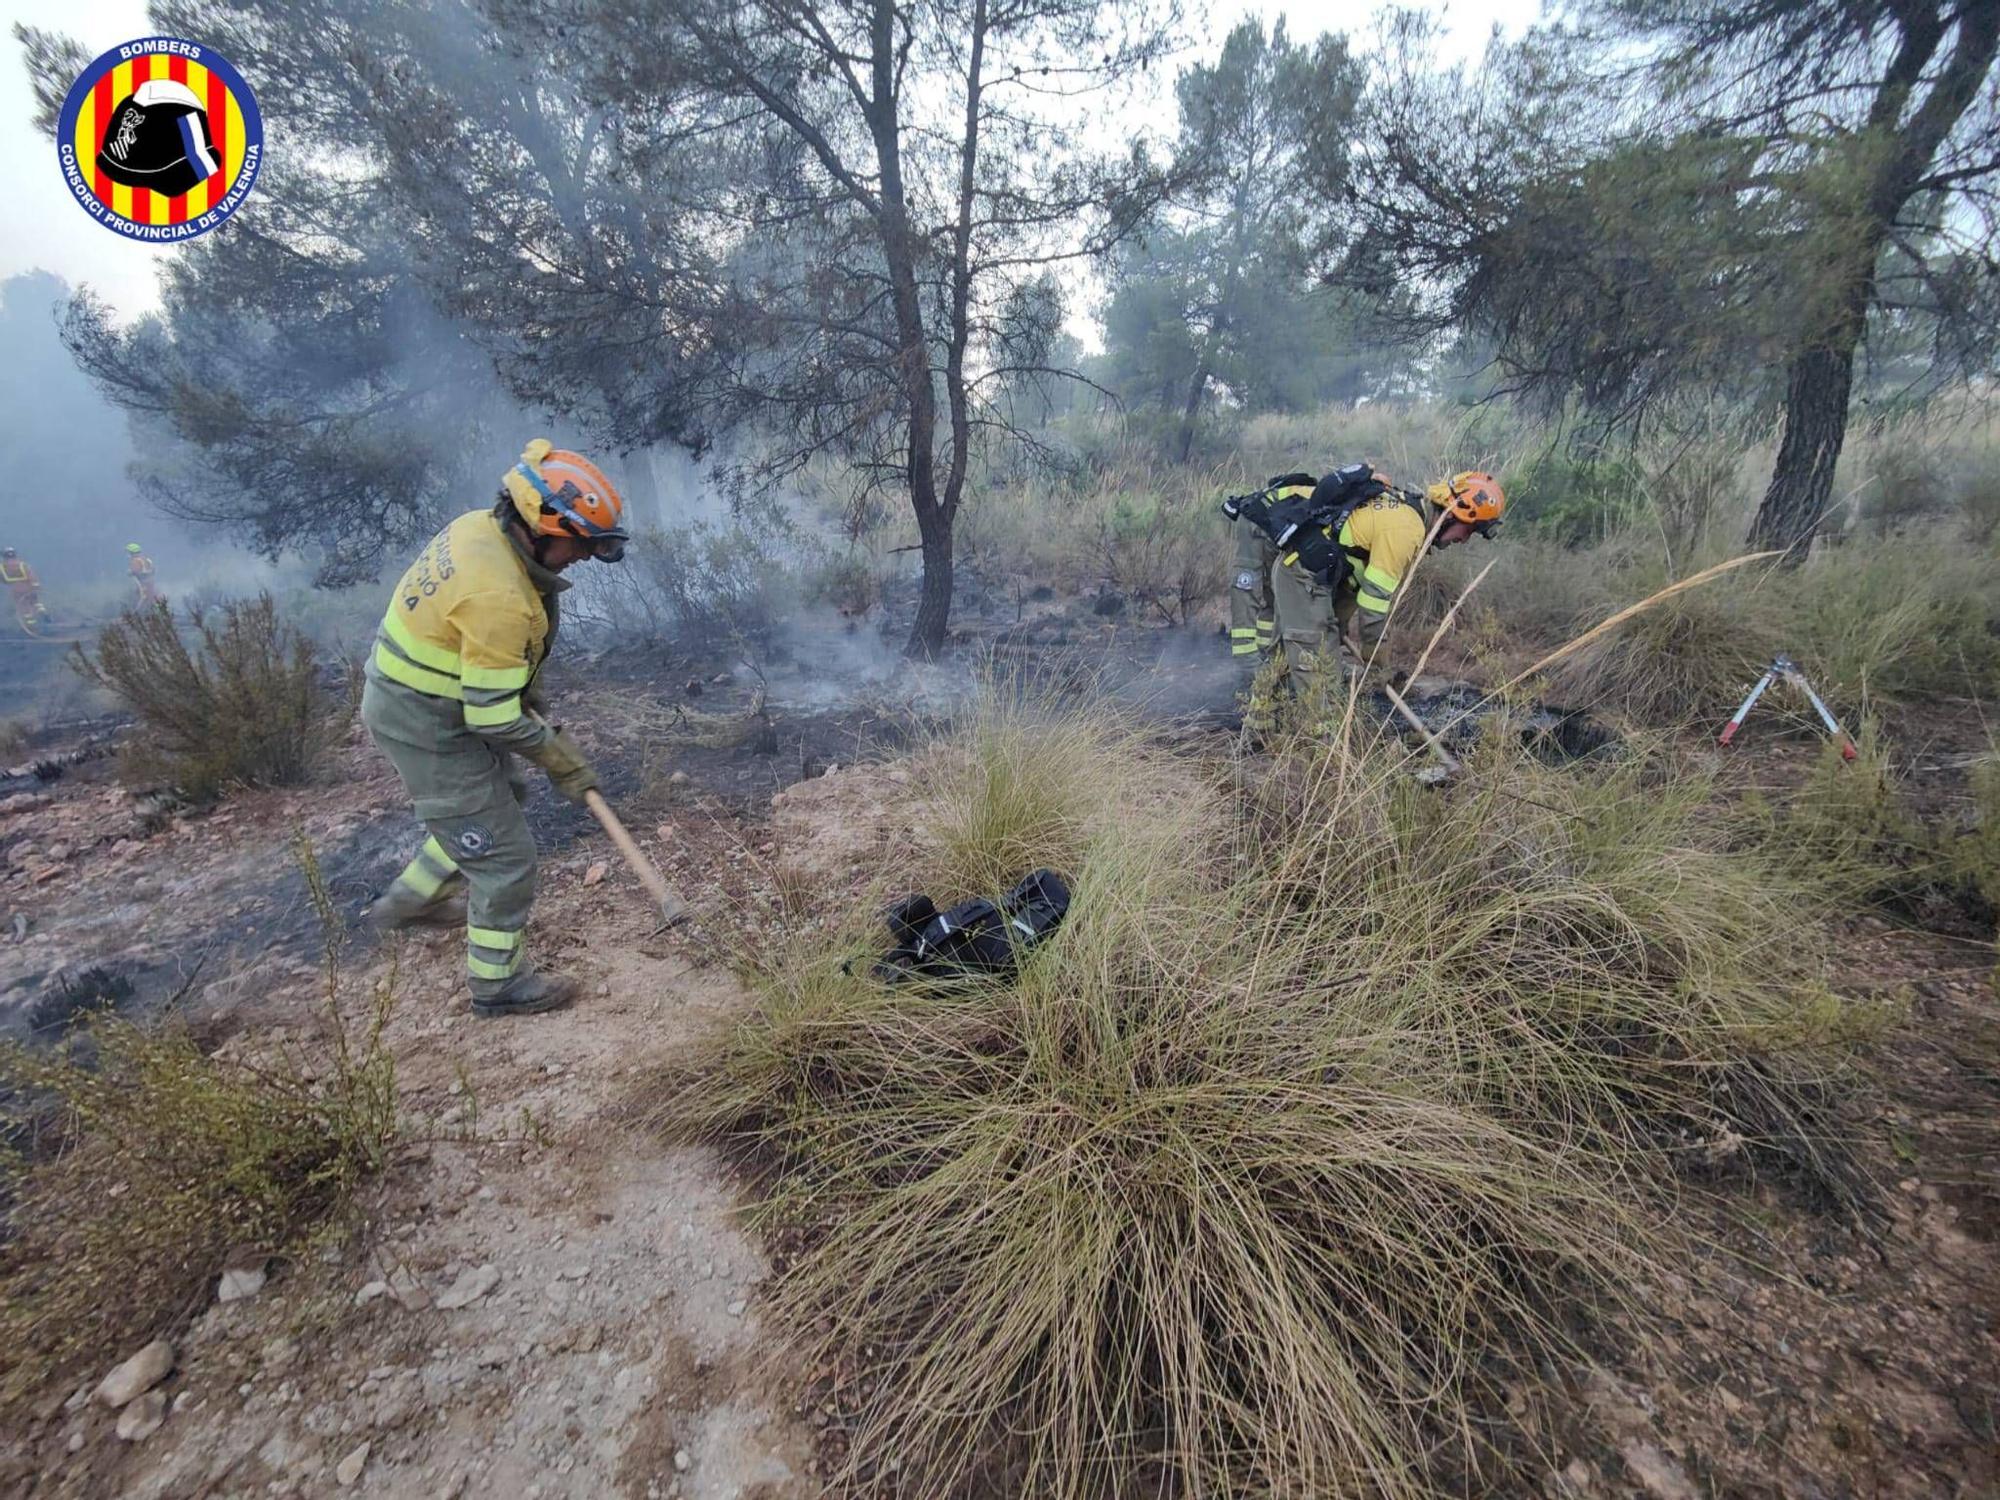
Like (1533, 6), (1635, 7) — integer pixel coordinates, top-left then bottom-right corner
(470, 968), (576, 1019)
(362, 878), (469, 936)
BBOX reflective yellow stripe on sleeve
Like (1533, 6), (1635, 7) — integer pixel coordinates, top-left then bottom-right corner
(380, 609), (462, 674)
(462, 662), (532, 690)
(374, 642), (464, 700)
(462, 696), (523, 727)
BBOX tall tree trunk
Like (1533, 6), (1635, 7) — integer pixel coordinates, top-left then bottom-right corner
(925, 0), (987, 658)
(1747, 0), (2000, 556)
(863, 0), (950, 657)
(1175, 358), (1210, 464)
(1747, 335), (1859, 557)
(912, 496), (955, 658)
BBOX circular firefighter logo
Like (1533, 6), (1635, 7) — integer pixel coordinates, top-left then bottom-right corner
(54, 37), (262, 241)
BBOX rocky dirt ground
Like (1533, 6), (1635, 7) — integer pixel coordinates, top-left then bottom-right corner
(0, 625), (1995, 1499)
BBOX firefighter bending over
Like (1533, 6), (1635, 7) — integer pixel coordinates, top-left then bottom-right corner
(360, 439), (632, 1017)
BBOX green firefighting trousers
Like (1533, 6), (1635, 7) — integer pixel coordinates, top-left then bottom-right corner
(361, 675), (539, 998)
(1229, 516), (1277, 664)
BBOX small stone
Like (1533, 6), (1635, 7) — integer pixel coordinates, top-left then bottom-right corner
(673, 1448), (691, 1473)
(66, 1430), (84, 1453)
(583, 862), (609, 887)
(115, 1390), (167, 1441)
(95, 1340), (174, 1408)
(726, 1299), (747, 1317)
(1619, 1441), (1697, 1500)
(386, 1266), (432, 1310)
(436, 1262), (501, 1310)
(355, 1280), (390, 1306)
(219, 1262), (269, 1303)
(336, 1439), (371, 1486)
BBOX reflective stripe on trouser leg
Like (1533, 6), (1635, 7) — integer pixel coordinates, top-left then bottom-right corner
(467, 923), (524, 982)
(361, 714), (541, 997)
(415, 806), (539, 998)
(390, 835), (461, 902)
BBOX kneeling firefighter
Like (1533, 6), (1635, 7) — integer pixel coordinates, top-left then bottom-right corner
(361, 439), (631, 1017)
(1245, 465), (1506, 701)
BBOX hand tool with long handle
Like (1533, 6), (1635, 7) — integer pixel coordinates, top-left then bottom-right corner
(529, 711), (690, 927)
(584, 787), (689, 927)
(1384, 683), (1462, 774)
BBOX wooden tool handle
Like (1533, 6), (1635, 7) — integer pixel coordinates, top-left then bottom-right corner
(583, 788), (689, 925)
(1383, 684), (1461, 774)
(527, 710), (689, 925)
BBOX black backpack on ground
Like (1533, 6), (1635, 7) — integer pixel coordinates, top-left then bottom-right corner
(868, 869), (1071, 984)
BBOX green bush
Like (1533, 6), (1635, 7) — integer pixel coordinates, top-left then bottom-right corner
(1501, 452), (1644, 544)
(1552, 563), (1783, 725)
(580, 520), (797, 647)
(1953, 756), (2000, 931)
(70, 593), (352, 800)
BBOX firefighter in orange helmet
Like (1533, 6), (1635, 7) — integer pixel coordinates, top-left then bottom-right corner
(126, 542), (161, 604)
(3, 548), (49, 633)
(1262, 467), (1505, 699)
(359, 440), (633, 1017)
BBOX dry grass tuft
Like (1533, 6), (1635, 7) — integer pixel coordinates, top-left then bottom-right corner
(652, 684), (1880, 1495)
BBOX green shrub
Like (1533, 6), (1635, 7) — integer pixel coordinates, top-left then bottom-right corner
(70, 593), (352, 800)
(1551, 566), (1783, 725)
(577, 519), (804, 647)
(658, 693), (1874, 1496)
(1501, 452), (1644, 544)
(0, 857), (395, 1408)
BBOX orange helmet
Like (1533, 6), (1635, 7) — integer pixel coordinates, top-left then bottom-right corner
(501, 438), (631, 561)
(1427, 471), (1506, 530)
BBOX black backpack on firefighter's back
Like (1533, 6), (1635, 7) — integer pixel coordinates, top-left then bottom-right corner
(871, 869), (1071, 984)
